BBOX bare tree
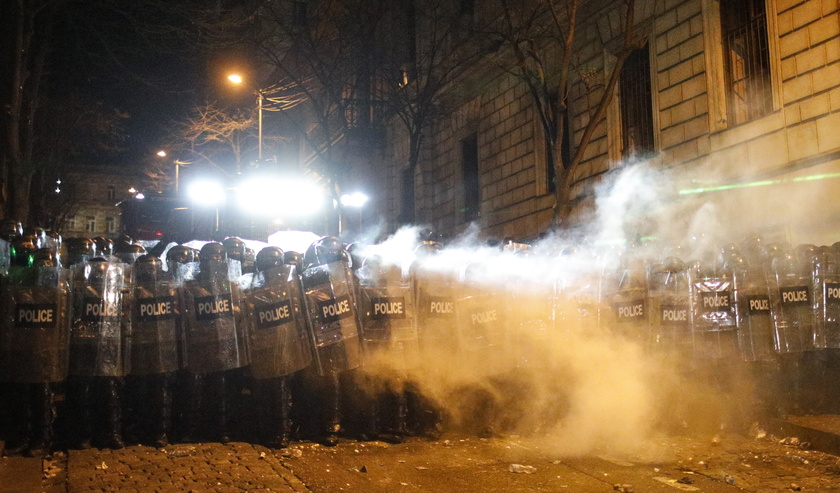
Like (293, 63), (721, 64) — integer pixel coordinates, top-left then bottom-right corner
(175, 103), (256, 176)
(377, 0), (490, 224)
(491, 0), (644, 226)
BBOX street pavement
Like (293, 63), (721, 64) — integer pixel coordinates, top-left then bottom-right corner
(3, 420), (840, 492)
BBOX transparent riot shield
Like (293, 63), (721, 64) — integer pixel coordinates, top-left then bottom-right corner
(70, 260), (129, 377)
(455, 264), (507, 374)
(604, 254), (650, 345)
(688, 259), (739, 360)
(552, 249), (603, 335)
(0, 265), (70, 383)
(814, 247), (840, 349)
(180, 260), (247, 373)
(358, 262), (420, 371)
(731, 256), (776, 362)
(130, 262), (181, 375)
(412, 259), (459, 364)
(647, 257), (692, 356)
(244, 263), (312, 379)
(301, 261), (363, 375)
(503, 255), (554, 368)
(770, 251), (817, 354)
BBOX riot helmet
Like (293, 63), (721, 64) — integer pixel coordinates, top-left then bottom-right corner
(166, 244), (196, 265)
(114, 243), (146, 265)
(414, 241), (442, 258)
(64, 237), (96, 266)
(32, 247), (58, 267)
(222, 236), (246, 262)
(135, 254), (164, 283)
(304, 236), (344, 267)
(10, 238), (37, 268)
(0, 219), (23, 243)
(199, 242), (227, 264)
(23, 227), (47, 248)
(92, 236), (114, 256)
(256, 246), (285, 272)
(284, 251), (303, 266)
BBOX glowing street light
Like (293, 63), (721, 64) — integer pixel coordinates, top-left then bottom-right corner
(227, 73), (264, 162)
(340, 192), (369, 208)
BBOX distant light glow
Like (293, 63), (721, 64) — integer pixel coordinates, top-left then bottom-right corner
(188, 180), (226, 206)
(128, 187), (137, 193)
(157, 150), (167, 157)
(237, 177), (324, 216)
(228, 74), (243, 84)
(341, 192), (369, 208)
(136, 193), (145, 200)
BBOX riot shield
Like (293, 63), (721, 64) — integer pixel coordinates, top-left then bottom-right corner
(412, 259), (459, 364)
(603, 254), (650, 345)
(770, 251), (817, 353)
(244, 263), (312, 379)
(301, 261), (363, 375)
(357, 261), (420, 371)
(817, 247), (840, 349)
(0, 265), (70, 383)
(688, 259), (739, 360)
(455, 264), (507, 373)
(647, 257), (693, 356)
(130, 258), (181, 375)
(69, 259), (129, 377)
(180, 260), (247, 373)
(732, 256), (776, 362)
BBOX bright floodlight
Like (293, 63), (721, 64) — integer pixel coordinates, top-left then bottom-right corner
(237, 177), (324, 216)
(188, 180), (226, 206)
(136, 193), (145, 200)
(341, 192), (369, 208)
(228, 74), (243, 84)
(156, 150), (167, 157)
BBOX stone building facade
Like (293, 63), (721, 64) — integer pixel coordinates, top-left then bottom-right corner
(56, 165), (143, 239)
(376, 0), (840, 246)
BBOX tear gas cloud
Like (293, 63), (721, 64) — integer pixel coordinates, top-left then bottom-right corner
(353, 160), (840, 457)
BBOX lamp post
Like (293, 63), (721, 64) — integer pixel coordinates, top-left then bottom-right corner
(157, 150), (181, 194)
(228, 74), (264, 163)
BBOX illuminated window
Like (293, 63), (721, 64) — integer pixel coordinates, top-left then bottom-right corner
(85, 216), (96, 232)
(619, 45), (655, 160)
(66, 215), (77, 231)
(105, 216), (116, 233)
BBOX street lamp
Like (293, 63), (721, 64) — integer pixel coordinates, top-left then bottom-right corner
(156, 150), (181, 194)
(228, 74), (264, 163)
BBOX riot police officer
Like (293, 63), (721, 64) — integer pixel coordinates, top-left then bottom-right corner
(1, 244), (70, 456)
(243, 246), (312, 447)
(126, 255), (181, 447)
(67, 256), (129, 449)
(180, 242), (248, 443)
(299, 237), (364, 445)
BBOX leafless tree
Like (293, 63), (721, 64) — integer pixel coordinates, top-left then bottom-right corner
(491, 0), (644, 226)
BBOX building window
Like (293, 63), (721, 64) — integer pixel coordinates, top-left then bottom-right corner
(107, 185), (116, 200)
(619, 45), (655, 160)
(461, 133), (480, 221)
(85, 216), (96, 233)
(66, 215), (77, 231)
(292, 0), (307, 27)
(105, 216), (116, 233)
(720, 0), (772, 125)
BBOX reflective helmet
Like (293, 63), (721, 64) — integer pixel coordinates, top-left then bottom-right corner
(115, 243), (147, 265)
(0, 219), (23, 243)
(166, 245), (197, 265)
(64, 237), (96, 266)
(222, 236), (246, 262)
(10, 238), (37, 268)
(92, 236), (114, 256)
(284, 251), (303, 266)
(135, 254), (163, 283)
(23, 227), (47, 248)
(304, 236), (344, 267)
(414, 241), (442, 258)
(256, 246), (285, 272)
(199, 242), (226, 264)
(32, 248), (59, 268)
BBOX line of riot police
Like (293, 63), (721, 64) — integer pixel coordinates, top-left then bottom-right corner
(3, 221), (840, 457)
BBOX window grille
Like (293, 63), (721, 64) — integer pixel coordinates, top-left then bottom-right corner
(619, 45), (655, 160)
(721, 0), (772, 125)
